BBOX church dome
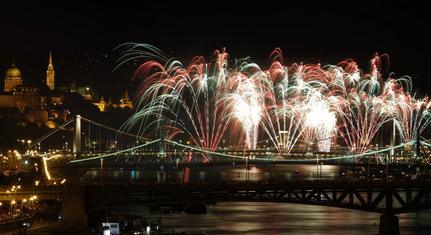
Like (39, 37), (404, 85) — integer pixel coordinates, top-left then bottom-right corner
(5, 64), (22, 79)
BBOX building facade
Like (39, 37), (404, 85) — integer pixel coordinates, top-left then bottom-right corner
(0, 53), (63, 127)
(3, 62), (23, 92)
(46, 52), (55, 90)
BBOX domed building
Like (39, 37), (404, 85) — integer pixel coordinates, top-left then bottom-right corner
(0, 61), (39, 112)
(1, 53), (134, 128)
(0, 54), (66, 127)
(4, 62), (23, 92)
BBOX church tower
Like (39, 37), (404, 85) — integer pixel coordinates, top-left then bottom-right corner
(46, 52), (55, 90)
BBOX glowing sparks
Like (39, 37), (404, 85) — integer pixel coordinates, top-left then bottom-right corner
(232, 78), (262, 150)
(117, 44), (431, 159)
(305, 99), (336, 152)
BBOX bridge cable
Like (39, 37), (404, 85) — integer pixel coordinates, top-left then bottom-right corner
(67, 137), (412, 164)
(80, 116), (149, 141)
(29, 118), (75, 149)
(420, 141), (431, 148)
(164, 139), (413, 162)
(69, 138), (161, 163)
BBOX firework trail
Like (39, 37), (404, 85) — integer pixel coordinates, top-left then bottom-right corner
(118, 45), (237, 160)
(116, 44), (430, 159)
(230, 75), (262, 150)
(395, 95), (431, 142)
(304, 93), (337, 152)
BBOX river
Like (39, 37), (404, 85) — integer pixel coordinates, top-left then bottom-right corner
(112, 202), (431, 234)
(79, 164), (431, 234)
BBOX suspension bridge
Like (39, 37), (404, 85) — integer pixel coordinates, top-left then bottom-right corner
(16, 115), (431, 235)
(26, 115), (429, 166)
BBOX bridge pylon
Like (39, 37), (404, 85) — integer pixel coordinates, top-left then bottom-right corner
(379, 214), (400, 235)
(73, 115), (81, 156)
(390, 119), (396, 157)
(159, 137), (166, 157)
(157, 126), (166, 157)
(414, 129), (420, 158)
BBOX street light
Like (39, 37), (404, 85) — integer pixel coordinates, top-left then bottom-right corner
(11, 200), (16, 217)
(22, 199), (27, 212)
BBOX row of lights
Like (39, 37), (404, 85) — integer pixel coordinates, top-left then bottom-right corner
(6, 185), (21, 194)
(7, 195), (38, 205)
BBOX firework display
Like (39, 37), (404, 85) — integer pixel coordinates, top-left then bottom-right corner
(118, 44), (431, 158)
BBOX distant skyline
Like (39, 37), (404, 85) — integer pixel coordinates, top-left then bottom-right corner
(1, 0), (430, 97)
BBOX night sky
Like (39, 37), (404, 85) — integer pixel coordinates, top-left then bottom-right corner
(1, 0), (429, 98)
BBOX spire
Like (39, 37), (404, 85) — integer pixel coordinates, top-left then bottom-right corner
(46, 51), (55, 90)
(11, 58), (15, 66)
(48, 52), (53, 67)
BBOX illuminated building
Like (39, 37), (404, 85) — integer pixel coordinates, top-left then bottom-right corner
(0, 62), (39, 112)
(93, 91), (133, 112)
(1, 53), (134, 127)
(3, 61), (23, 92)
(116, 90), (133, 109)
(93, 96), (107, 112)
(46, 52), (55, 90)
(0, 53), (67, 127)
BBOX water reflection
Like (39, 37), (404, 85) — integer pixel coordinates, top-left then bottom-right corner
(159, 202), (431, 235)
(130, 170), (137, 180)
(157, 170), (166, 184)
(80, 164), (341, 184)
(81, 163), (431, 234)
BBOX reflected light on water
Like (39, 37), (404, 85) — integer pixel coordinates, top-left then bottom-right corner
(81, 164), (343, 184)
(160, 202), (431, 235)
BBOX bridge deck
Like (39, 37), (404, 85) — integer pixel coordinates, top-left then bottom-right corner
(84, 179), (431, 214)
(0, 188), (62, 201)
